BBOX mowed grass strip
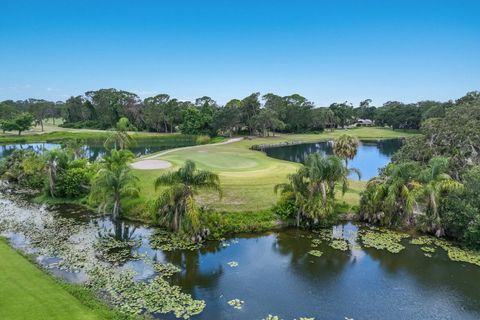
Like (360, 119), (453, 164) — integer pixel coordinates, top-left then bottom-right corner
(132, 128), (414, 212)
(0, 239), (100, 320)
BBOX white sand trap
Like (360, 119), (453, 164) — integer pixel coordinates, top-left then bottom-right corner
(131, 160), (172, 170)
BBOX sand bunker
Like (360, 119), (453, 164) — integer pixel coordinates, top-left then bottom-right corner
(131, 160), (172, 170)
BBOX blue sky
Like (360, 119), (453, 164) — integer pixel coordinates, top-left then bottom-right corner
(1, 0), (479, 106)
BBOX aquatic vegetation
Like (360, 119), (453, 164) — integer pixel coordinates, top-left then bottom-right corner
(311, 239), (322, 248)
(227, 261), (239, 267)
(308, 250), (323, 257)
(153, 262), (181, 277)
(410, 235), (480, 267)
(410, 236), (435, 246)
(87, 265), (205, 318)
(263, 315), (282, 320)
(149, 230), (202, 251)
(329, 239), (349, 251)
(421, 246), (435, 253)
(94, 236), (140, 265)
(445, 246), (480, 267)
(360, 230), (409, 253)
(318, 229), (333, 241)
(0, 198), (205, 319)
(227, 298), (244, 310)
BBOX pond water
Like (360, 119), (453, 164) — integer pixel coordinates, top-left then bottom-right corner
(0, 137), (195, 160)
(262, 139), (404, 180)
(1, 192), (479, 320)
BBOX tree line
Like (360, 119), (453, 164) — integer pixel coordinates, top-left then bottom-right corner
(359, 92), (480, 249)
(2, 89), (477, 136)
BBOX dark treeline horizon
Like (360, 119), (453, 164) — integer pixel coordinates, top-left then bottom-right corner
(1, 89), (479, 137)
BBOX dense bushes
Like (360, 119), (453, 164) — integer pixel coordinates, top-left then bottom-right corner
(440, 167), (480, 248)
(0, 148), (95, 200)
(360, 98), (480, 248)
(0, 150), (45, 189)
(55, 160), (96, 198)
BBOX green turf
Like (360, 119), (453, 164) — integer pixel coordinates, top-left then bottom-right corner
(132, 127), (416, 212)
(0, 240), (103, 320)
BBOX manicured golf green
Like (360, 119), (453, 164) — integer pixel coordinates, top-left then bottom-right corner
(0, 239), (102, 320)
(133, 128), (416, 212)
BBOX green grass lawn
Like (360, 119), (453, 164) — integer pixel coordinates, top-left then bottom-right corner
(131, 127), (416, 213)
(0, 240), (98, 320)
(0, 119), (183, 143)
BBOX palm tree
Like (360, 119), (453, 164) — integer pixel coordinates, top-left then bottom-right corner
(274, 170), (309, 227)
(367, 162), (421, 226)
(417, 157), (463, 237)
(154, 160), (222, 234)
(322, 155), (361, 198)
(333, 134), (359, 167)
(104, 117), (134, 150)
(91, 149), (139, 220)
(274, 154), (355, 227)
(62, 138), (85, 159)
(44, 149), (69, 197)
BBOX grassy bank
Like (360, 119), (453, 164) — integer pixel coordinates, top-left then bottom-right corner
(0, 238), (130, 320)
(0, 130), (191, 144)
(131, 127), (416, 215)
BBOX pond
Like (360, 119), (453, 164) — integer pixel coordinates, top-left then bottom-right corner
(1, 192), (479, 320)
(262, 139), (404, 180)
(0, 136), (196, 161)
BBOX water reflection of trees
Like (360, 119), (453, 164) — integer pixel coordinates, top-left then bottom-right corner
(96, 218), (138, 241)
(162, 241), (224, 292)
(272, 229), (351, 281)
(265, 139), (404, 164)
(374, 139), (404, 157)
(364, 242), (480, 311)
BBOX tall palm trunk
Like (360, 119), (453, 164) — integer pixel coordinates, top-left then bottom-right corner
(320, 182), (327, 204)
(47, 162), (57, 197)
(48, 168), (55, 197)
(112, 192), (121, 220)
(173, 207), (180, 232)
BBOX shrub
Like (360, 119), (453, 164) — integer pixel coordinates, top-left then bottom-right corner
(273, 191), (296, 221)
(1, 150), (45, 190)
(196, 135), (211, 145)
(56, 167), (91, 198)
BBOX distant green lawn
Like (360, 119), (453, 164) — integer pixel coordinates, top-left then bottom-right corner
(0, 239), (120, 320)
(131, 127), (416, 214)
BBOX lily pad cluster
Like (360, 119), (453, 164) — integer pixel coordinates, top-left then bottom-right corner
(87, 265), (205, 318)
(94, 236), (140, 265)
(150, 230), (202, 251)
(262, 316), (315, 320)
(410, 235), (480, 266)
(329, 239), (349, 251)
(153, 262), (181, 277)
(0, 198), (206, 319)
(310, 239), (321, 248)
(227, 298), (244, 309)
(227, 261), (239, 267)
(359, 230), (409, 253)
(2, 216), (90, 272)
(308, 250), (323, 257)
